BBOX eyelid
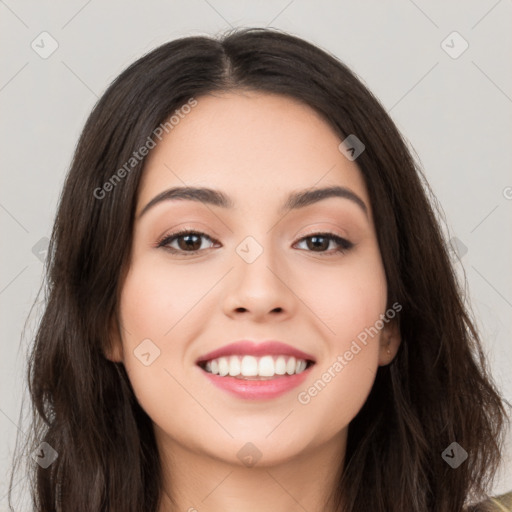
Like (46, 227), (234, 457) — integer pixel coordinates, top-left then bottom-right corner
(155, 222), (219, 246)
(296, 226), (348, 241)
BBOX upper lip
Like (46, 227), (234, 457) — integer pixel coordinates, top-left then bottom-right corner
(196, 340), (316, 364)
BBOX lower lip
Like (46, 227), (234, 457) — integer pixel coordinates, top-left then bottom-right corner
(200, 367), (313, 400)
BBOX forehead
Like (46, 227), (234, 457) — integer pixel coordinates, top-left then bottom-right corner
(137, 91), (370, 215)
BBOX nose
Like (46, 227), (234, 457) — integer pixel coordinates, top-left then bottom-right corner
(222, 242), (297, 322)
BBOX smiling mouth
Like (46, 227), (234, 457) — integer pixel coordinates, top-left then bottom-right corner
(198, 355), (315, 380)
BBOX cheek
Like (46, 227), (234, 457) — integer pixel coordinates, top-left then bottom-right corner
(293, 250), (386, 421)
(299, 248), (388, 344)
(116, 258), (226, 426)
(296, 350), (378, 442)
(119, 257), (218, 342)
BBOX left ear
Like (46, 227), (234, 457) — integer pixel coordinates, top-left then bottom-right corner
(378, 318), (401, 366)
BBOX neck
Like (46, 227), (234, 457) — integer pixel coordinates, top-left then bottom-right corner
(156, 428), (346, 512)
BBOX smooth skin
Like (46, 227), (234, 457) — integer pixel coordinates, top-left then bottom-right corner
(105, 91), (401, 512)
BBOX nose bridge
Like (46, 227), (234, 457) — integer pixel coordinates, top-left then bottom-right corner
(223, 231), (294, 317)
(235, 233), (280, 292)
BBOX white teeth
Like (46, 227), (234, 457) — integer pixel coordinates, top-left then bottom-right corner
(228, 355), (241, 376)
(286, 356), (296, 375)
(218, 357), (229, 377)
(258, 356), (275, 377)
(241, 355), (258, 376)
(275, 356), (287, 375)
(202, 355), (310, 377)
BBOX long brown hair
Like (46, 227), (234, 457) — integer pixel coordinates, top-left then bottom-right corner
(8, 27), (508, 512)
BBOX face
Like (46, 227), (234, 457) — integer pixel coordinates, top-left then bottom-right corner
(107, 91), (400, 467)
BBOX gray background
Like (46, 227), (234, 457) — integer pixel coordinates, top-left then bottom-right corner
(1, 0), (511, 507)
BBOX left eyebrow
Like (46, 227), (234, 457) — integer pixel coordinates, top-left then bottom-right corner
(137, 185), (368, 219)
(281, 185), (368, 217)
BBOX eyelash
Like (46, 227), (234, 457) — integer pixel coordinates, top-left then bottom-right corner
(156, 229), (354, 257)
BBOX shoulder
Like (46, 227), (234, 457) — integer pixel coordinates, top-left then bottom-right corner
(466, 492), (512, 512)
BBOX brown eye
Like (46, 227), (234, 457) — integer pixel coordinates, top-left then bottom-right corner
(158, 230), (217, 254)
(295, 233), (353, 255)
(157, 230), (353, 257)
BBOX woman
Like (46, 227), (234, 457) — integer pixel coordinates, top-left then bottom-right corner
(9, 27), (510, 512)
